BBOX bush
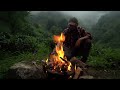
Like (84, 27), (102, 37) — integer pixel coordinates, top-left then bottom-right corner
(88, 56), (111, 68)
(87, 44), (120, 69)
(0, 32), (11, 50)
(0, 32), (39, 52)
(9, 35), (39, 52)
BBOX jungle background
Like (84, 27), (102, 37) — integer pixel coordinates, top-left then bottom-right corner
(0, 11), (120, 79)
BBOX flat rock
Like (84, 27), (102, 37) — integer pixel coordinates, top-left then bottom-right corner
(6, 61), (47, 79)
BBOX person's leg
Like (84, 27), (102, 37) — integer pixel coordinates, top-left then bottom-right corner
(63, 46), (73, 60)
(70, 47), (79, 58)
(66, 39), (92, 61)
(69, 41), (84, 60)
(81, 39), (92, 63)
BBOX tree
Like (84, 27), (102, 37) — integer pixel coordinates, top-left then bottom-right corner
(7, 11), (30, 34)
(91, 11), (120, 48)
(46, 19), (56, 31)
(58, 18), (68, 30)
(50, 26), (62, 35)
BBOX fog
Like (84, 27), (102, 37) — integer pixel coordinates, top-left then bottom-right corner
(31, 11), (109, 20)
(62, 11), (108, 19)
(31, 11), (110, 29)
(61, 11), (107, 17)
(61, 11), (110, 25)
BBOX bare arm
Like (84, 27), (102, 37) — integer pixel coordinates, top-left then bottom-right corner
(79, 36), (90, 41)
(75, 36), (90, 47)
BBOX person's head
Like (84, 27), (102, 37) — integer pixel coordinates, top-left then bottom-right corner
(68, 17), (78, 30)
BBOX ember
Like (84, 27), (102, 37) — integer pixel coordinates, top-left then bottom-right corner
(44, 33), (75, 79)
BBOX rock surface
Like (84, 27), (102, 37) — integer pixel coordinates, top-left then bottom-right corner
(6, 61), (47, 79)
(6, 59), (94, 79)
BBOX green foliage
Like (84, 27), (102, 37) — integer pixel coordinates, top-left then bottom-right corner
(91, 11), (120, 48)
(0, 41), (51, 79)
(0, 21), (10, 33)
(1, 11), (120, 79)
(50, 26), (62, 35)
(87, 44), (120, 69)
(29, 11), (69, 34)
(0, 32), (11, 50)
(0, 11), (29, 34)
(0, 32), (39, 52)
(10, 35), (39, 52)
(0, 51), (38, 79)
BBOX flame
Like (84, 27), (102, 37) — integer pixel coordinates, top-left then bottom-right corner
(68, 62), (72, 71)
(75, 64), (76, 71)
(52, 33), (66, 64)
(55, 44), (64, 60)
(47, 33), (72, 72)
(46, 58), (48, 63)
(53, 33), (65, 43)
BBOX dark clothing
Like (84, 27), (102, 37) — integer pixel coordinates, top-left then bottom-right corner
(62, 26), (92, 63)
(71, 39), (92, 63)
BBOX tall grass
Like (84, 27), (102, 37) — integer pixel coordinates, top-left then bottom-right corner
(87, 44), (120, 69)
(0, 42), (51, 79)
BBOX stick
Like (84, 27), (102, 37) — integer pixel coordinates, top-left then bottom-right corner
(60, 57), (68, 63)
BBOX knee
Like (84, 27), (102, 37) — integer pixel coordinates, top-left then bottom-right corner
(84, 39), (92, 49)
(85, 39), (92, 44)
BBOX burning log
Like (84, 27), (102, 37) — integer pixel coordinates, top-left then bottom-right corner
(44, 58), (75, 79)
(42, 33), (93, 79)
(60, 57), (68, 63)
(70, 57), (89, 76)
(45, 65), (75, 79)
(42, 33), (75, 79)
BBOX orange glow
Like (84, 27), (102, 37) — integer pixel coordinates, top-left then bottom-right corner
(53, 33), (65, 43)
(75, 64), (76, 71)
(47, 33), (72, 72)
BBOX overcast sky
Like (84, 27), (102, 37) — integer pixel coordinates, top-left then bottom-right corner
(61, 11), (107, 16)
(32, 11), (109, 20)
(31, 11), (110, 27)
(31, 11), (109, 17)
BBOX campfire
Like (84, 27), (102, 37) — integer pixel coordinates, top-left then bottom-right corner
(7, 33), (92, 79)
(44, 33), (75, 79)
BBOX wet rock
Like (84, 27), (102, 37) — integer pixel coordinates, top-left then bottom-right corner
(6, 61), (47, 79)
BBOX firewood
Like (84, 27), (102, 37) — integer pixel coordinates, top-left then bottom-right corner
(60, 57), (68, 63)
(61, 65), (67, 72)
(70, 57), (87, 69)
(73, 67), (82, 79)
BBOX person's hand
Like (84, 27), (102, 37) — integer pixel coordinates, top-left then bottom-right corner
(75, 36), (90, 47)
(75, 38), (81, 47)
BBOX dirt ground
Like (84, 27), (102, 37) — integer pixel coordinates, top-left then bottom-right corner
(87, 67), (120, 79)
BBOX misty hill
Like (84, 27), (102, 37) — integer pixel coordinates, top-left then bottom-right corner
(30, 11), (96, 33)
(62, 11), (109, 30)
(29, 11), (71, 32)
(91, 11), (120, 48)
(1, 11), (120, 79)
